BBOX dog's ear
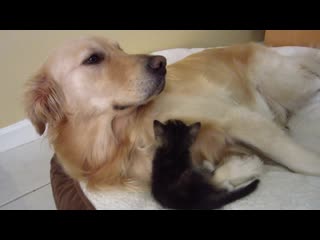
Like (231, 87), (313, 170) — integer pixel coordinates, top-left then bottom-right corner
(24, 69), (65, 135)
(153, 120), (165, 138)
(189, 122), (201, 142)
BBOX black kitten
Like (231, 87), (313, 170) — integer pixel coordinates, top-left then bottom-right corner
(151, 120), (259, 210)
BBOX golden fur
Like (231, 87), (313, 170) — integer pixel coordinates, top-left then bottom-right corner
(24, 36), (320, 191)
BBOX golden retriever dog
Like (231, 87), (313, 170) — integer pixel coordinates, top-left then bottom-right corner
(24, 36), (320, 191)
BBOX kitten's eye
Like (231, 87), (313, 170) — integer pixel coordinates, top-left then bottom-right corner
(82, 53), (104, 65)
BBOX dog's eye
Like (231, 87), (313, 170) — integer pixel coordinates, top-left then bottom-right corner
(82, 53), (104, 65)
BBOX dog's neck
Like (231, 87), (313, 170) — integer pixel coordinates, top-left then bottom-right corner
(50, 103), (156, 189)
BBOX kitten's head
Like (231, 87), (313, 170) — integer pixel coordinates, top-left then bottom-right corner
(153, 120), (201, 150)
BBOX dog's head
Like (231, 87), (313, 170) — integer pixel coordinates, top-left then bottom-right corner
(24, 36), (167, 135)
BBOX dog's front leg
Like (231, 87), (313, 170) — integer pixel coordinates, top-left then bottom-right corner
(222, 107), (320, 176)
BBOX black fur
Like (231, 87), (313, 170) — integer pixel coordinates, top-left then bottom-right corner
(151, 120), (259, 210)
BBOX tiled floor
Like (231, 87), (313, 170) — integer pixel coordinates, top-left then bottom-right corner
(0, 138), (56, 210)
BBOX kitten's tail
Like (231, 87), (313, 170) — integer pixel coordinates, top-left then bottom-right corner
(195, 179), (260, 210)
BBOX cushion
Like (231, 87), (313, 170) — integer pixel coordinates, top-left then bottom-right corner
(50, 155), (95, 210)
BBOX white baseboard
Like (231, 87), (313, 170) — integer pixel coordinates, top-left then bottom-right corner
(0, 119), (42, 153)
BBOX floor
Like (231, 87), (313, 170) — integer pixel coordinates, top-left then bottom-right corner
(0, 138), (56, 210)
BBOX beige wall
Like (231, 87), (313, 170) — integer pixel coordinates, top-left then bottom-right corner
(0, 30), (264, 128)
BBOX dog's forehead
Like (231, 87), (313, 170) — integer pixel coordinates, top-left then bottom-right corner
(44, 37), (120, 75)
(49, 37), (119, 61)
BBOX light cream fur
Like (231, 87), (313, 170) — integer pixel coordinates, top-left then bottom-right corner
(24, 36), (320, 191)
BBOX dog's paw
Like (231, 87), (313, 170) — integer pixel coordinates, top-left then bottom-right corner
(202, 160), (216, 172)
(212, 155), (263, 189)
(228, 155), (263, 184)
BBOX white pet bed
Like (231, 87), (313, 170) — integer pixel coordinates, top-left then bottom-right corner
(79, 46), (320, 210)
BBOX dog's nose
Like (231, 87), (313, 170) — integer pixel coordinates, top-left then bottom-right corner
(147, 56), (167, 75)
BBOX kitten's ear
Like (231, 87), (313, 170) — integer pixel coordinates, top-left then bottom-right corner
(189, 122), (201, 141)
(153, 120), (165, 137)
